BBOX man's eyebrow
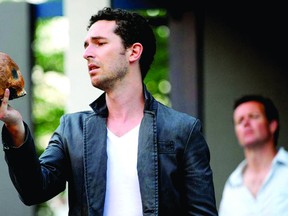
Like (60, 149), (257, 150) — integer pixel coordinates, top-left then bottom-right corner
(91, 36), (106, 40)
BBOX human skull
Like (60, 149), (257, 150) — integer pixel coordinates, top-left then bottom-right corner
(0, 52), (26, 100)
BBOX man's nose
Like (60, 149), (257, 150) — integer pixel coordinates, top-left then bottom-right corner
(243, 118), (250, 127)
(83, 46), (93, 60)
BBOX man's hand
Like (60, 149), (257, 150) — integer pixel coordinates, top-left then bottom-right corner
(0, 88), (25, 147)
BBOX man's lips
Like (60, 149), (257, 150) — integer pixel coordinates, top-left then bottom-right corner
(88, 64), (100, 73)
(243, 129), (254, 136)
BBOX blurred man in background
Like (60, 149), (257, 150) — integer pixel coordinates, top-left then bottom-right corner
(219, 95), (288, 215)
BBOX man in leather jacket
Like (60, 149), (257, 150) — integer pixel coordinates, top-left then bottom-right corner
(0, 7), (218, 216)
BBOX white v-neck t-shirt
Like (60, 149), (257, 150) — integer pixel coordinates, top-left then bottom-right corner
(103, 124), (143, 216)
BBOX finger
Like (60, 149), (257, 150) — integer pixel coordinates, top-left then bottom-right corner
(1, 89), (10, 107)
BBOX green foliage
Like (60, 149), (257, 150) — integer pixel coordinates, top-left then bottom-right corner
(33, 17), (65, 73)
(34, 51), (64, 73)
(145, 25), (171, 106)
(33, 18), (66, 155)
(35, 203), (54, 216)
(33, 96), (64, 155)
(134, 9), (171, 106)
(145, 26), (169, 92)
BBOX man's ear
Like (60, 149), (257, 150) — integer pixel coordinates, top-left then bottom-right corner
(269, 120), (278, 134)
(128, 43), (143, 63)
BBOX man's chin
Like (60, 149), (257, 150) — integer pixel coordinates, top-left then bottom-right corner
(242, 141), (264, 150)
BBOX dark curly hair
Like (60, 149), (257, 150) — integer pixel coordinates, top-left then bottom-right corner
(234, 95), (280, 146)
(87, 7), (156, 79)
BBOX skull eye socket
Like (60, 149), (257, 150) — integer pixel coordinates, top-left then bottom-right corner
(8, 87), (18, 100)
(12, 68), (19, 79)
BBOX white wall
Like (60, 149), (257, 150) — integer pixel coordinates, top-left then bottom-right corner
(64, 0), (110, 113)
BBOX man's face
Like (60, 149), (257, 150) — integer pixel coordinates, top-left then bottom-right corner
(83, 20), (129, 91)
(233, 101), (274, 148)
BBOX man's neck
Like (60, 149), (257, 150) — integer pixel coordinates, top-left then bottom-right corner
(105, 83), (144, 137)
(244, 143), (277, 170)
(243, 143), (277, 197)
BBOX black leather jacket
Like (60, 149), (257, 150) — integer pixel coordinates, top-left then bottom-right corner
(2, 87), (218, 215)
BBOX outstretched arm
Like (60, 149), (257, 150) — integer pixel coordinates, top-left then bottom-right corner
(0, 88), (25, 147)
(1, 88), (67, 205)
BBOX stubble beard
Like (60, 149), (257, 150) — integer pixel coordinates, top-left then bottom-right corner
(92, 64), (128, 92)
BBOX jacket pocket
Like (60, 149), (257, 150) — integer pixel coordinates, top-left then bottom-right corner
(158, 141), (175, 154)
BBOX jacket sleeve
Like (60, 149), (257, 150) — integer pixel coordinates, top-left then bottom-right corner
(2, 121), (67, 206)
(184, 119), (218, 215)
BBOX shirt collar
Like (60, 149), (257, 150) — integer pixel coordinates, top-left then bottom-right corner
(228, 160), (247, 186)
(228, 147), (288, 187)
(272, 147), (288, 166)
